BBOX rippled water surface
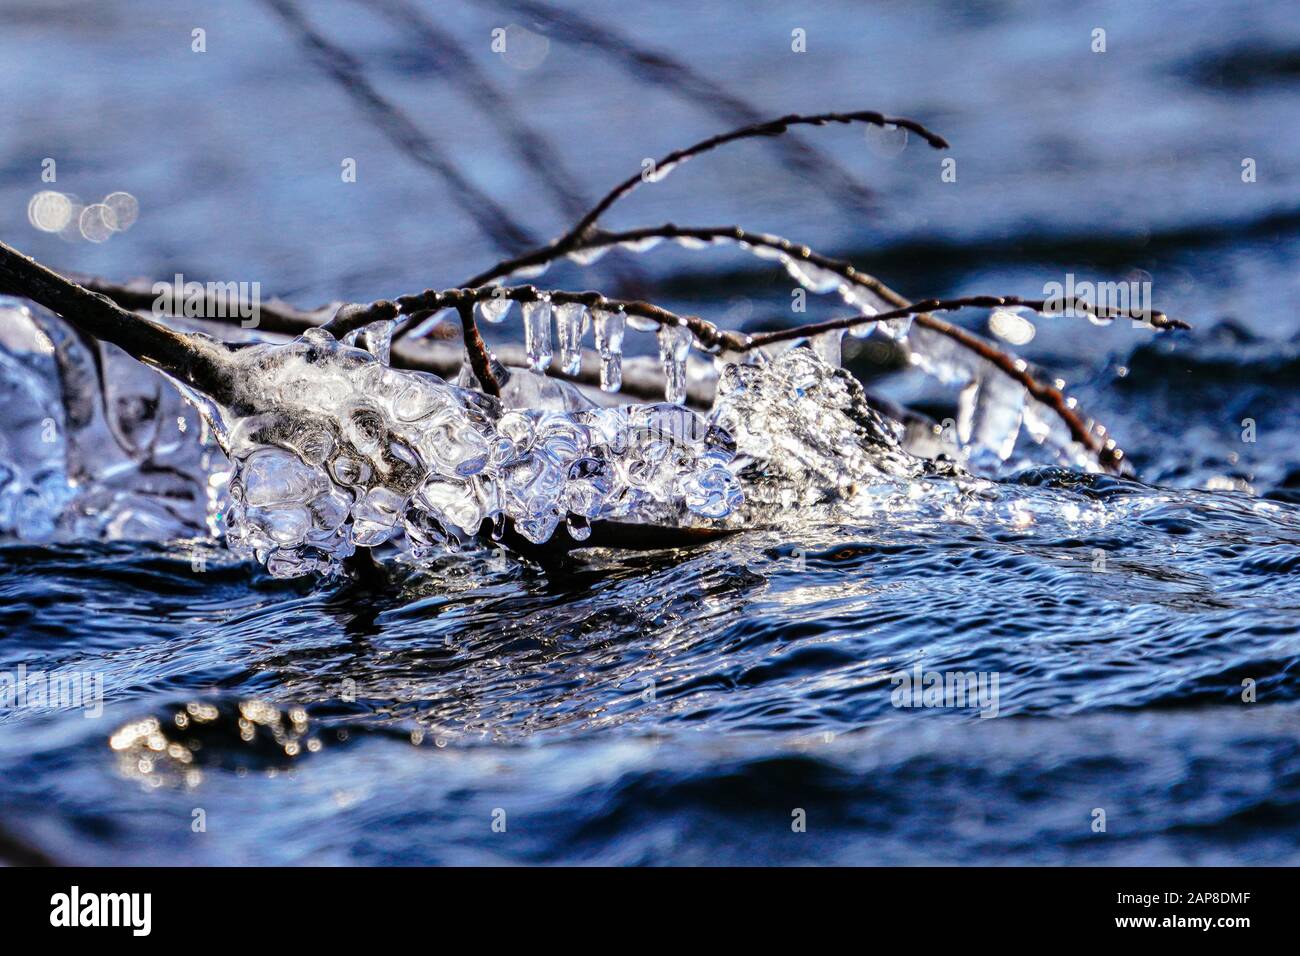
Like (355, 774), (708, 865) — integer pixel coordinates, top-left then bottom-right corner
(2, 0), (1300, 864)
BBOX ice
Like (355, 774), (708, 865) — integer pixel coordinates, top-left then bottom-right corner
(593, 309), (625, 393)
(0, 298), (223, 543)
(477, 296), (514, 325)
(711, 348), (921, 519)
(204, 326), (748, 575)
(342, 319), (393, 365)
(957, 370), (1026, 471)
(522, 299), (553, 371)
(554, 302), (588, 377)
(784, 257), (843, 294)
(567, 245), (610, 266)
(905, 322), (979, 386)
(0, 267), (1114, 577)
(626, 314), (659, 333)
(811, 329), (844, 369)
(657, 324), (692, 405)
(619, 236), (664, 253)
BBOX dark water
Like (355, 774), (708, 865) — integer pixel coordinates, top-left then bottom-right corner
(2, 0), (1300, 864)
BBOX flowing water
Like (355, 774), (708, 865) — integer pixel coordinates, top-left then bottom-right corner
(2, 0), (1299, 865)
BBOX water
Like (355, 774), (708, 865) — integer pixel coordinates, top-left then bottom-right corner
(2, 0), (1300, 865)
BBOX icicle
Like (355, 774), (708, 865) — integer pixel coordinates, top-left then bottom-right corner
(477, 296), (514, 325)
(513, 261), (551, 280)
(958, 370), (1026, 467)
(593, 309), (626, 393)
(522, 298), (553, 372)
(811, 328), (844, 368)
(905, 323), (978, 386)
(748, 241), (786, 261)
(657, 324), (692, 404)
(555, 302), (589, 377)
(877, 315), (912, 341)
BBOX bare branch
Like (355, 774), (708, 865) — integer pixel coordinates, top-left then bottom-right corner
(746, 294), (1190, 346)
(462, 109), (949, 288)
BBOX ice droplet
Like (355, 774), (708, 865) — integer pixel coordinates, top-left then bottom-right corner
(657, 324), (692, 405)
(522, 299), (553, 372)
(593, 309), (625, 393)
(626, 314), (659, 333)
(477, 296), (514, 325)
(619, 236), (664, 253)
(554, 302), (588, 376)
(838, 285), (891, 338)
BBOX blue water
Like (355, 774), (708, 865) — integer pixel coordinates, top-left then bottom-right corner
(2, 0), (1299, 864)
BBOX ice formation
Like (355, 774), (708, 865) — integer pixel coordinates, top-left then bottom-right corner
(214, 326), (745, 576)
(0, 298), (220, 542)
(0, 271), (1104, 579)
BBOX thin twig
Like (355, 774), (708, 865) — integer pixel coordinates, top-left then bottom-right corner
(460, 109), (949, 289)
(455, 300), (501, 396)
(747, 294), (1190, 346)
(467, 0), (880, 211)
(445, 220), (1191, 471)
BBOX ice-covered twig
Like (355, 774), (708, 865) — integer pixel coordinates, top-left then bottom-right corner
(457, 219), (1189, 470)
(747, 294), (1190, 345)
(0, 239), (236, 406)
